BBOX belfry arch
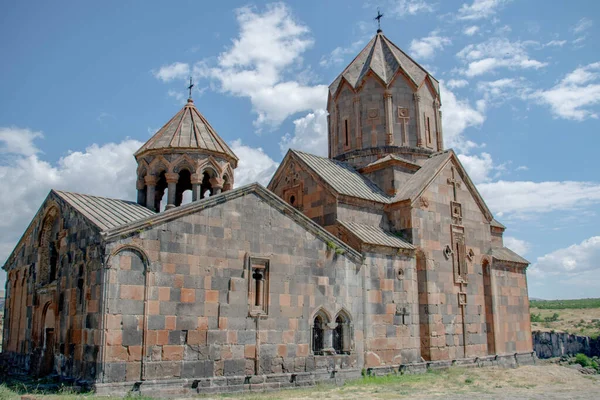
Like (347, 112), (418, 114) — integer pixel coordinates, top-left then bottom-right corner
(134, 95), (238, 212)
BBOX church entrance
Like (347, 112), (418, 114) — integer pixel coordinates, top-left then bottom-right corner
(39, 302), (56, 376)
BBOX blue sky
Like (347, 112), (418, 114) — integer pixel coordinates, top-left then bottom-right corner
(1, 0), (599, 299)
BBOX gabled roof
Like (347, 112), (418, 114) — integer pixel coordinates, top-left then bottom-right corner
(103, 183), (363, 263)
(329, 31), (439, 97)
(393, 151), (451, 202)
(360, 154), (421, 173)
(54, 190), (155, 231)
(289, 150), (391, 203)
(135, 99), (238, 162)
(338, 220), (414, 250)
(392, 150), (494, 221)
(490, 247), (530, 265)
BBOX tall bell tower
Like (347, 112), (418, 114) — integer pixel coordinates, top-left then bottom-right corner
(327, 30), (443, 169)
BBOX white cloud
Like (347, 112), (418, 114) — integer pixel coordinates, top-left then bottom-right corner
(572, 17), (593, 34)
(504, 236), (530, 255)
(457, 0), (510, 21)
(458, 152), (494, 184)
(446, 79), (469, 89)
(544, 40), (566, 47)
(390, 0), (435, 17)
(0, 132), (142, 274)
(279, 109), (328, 156)
(529, 62), (600, 120)
(440, 82), (486, 152)
(193, 3), (327, 129)
(0, 127), (280, 285)
(0, 127), (43, 157)
(320, 39), (366, 67)
(167, 89), (186, 103)
(463, 25), (480, 36)
(476, 77), (529, 106)
(409, 31), (451, 60)
(531, 236), (600, 278)
(230, 139), (279, 186)
(153, 62), (190, 82)
(457, 38), (547, 77)
(479, 180), (600, 218)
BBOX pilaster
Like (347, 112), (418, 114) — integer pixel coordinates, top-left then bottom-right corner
(384, 91), (393, 145)
(414, 93), (423, 147)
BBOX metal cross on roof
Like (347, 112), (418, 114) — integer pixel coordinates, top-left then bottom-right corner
(187, 77), (194, 100)
(375, 8), (384, 33)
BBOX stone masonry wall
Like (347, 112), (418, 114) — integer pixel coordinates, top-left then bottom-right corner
(363, 251), (420, 366)
(101, 192), (366, 383)
(2, 192), (105, 381)
(409, 160), (492, 360)
(269, 157), (338, 230)
(490, 261), (532, 354)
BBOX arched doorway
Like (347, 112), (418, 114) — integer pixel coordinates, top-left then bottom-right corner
(40, 302), (56, 376)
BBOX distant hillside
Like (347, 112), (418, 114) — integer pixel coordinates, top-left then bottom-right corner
(530, 298), (600, 310)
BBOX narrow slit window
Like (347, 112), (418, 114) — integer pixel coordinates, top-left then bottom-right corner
(248, 258), (269, 315)
(344, 119), (349, 146)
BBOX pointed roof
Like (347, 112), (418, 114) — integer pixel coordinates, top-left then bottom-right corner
(135, 99), (238, 163)
(329, 31), (439, 97)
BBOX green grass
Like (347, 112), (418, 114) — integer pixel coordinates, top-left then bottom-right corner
(530, 298), (600, 310)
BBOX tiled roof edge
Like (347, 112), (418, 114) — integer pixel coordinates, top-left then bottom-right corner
(102, 183), (363, 264)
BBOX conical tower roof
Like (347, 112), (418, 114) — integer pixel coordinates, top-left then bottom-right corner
(135, 98), (238, 165)
(329, 31), (439, 97)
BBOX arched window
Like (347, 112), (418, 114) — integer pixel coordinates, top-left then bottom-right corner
(333, 310), (352, 354)
(39, 208), (60, 285)
(312, 309), (329, 355)
(313, 315), (325, 355)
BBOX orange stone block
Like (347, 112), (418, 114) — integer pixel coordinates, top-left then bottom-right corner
(205, 290), (219, 303)
(198, 317), (209, 330)
(165, 315), (176, 331)
(279, 294), (291, 307)
(106, 330), (122, 346)
(227, 331), (237, 344)
(128, 345), (142, 361)
(158, 287), (170, 301)
(162, 345), (184, 361)
(157, 330), (169, 345)
(181, 288), (195, 303)
(277, 344), (287, 357)
(148, 300), (160, 315)
(244, 344), (256, 359)
(219, 317), (228, 330)
(187, 330), (207, 345)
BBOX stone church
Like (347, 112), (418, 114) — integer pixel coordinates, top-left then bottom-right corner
(2, 31), (533, 393)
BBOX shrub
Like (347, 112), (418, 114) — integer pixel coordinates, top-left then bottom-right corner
(574, 353), (598, 370)
(530, 313), (542, 323)
(544, 313), (560, 322)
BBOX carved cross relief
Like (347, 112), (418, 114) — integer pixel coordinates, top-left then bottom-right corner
(397, 106), (410, 146)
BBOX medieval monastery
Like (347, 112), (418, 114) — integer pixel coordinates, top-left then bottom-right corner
(2, 30), (533, 393)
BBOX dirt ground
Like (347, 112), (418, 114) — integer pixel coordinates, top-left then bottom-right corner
(0, 361), (598, 399)
(195, 362), (599, 400)
(531, 307), (600, 337)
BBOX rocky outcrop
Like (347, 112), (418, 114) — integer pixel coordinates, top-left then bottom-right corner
(533, 331), (599, 358)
